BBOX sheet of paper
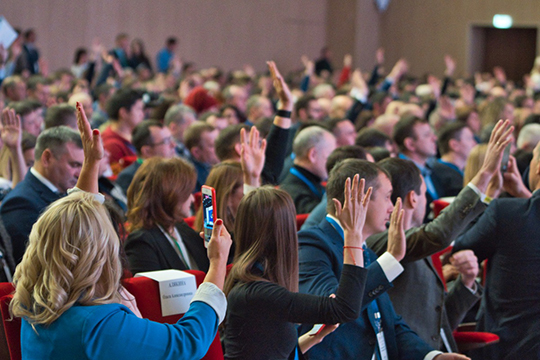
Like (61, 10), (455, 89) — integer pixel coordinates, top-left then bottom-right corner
(0, 17), (18, 49)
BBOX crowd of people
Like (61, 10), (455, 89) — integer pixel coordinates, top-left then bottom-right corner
(1, 28), (540, 359)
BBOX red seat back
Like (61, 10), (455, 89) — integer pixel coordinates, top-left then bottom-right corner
(121, 270), (223, 360)
(0, 294), (21, 360)
(296, 214), (309, 230)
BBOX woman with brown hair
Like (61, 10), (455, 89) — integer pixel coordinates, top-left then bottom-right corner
(222, 174), (394, 359)
(124, 156), (210, 274)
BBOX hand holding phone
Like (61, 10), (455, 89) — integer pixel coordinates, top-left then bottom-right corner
(202, 185), (217, 248)
(500, 144), (511, 173)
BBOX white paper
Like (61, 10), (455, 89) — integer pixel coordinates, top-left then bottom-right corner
(135, 269), (197, 317)
(0, 17), (18, 49)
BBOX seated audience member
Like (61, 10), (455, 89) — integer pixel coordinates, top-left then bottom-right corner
(325, 118), (357, 146)
(91, 83), (115, 129)
(11, 103), (231, 359)
(215, 124), (250, 162)
(26, 75), (51, 106)
(184, 86), (219, 117)
(220, 104), (245, 125)
(368, 149), (512, 351)
(453, 129), (540, 359)
(44, 103), (77, 129)
(372, 113), (400, 137)
(280, 126), (336, 214)
(124, 157), (210, 274)
(463, 144), (488, 186)
(223, 183), (369, 359)
(516, 123), (540, 152)
(164, 104), (197, 159)
(201, 111), (228, 131)
(301, 145), (373, 230)
(21, 131), (37, 168)
(68, 92), (94, 120)
(116, 120), (175, 194)
(10, 100), (43, 137)
(1, 75), (26, 103)
(356, 127), (396, 156)
(184, 121), (220, 191)
(101, 88), (144, 168)
(394, 115), (440, 219)
(329, 95), (354, 119)
(431, 123), (477, 197)
(222, 84), (248, 116)
(1, 125), (83, 263)
(298, 159), (470, 360)
(245, 95), (273, 125)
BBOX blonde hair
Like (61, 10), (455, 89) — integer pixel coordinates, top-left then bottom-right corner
(463, 144), (488, 186)
(11, 192), (122, 326)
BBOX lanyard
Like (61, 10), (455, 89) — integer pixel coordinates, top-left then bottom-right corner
(158, 226), (190, 268)
(290, 168), (324, 199)
(326, 216), (385, 359)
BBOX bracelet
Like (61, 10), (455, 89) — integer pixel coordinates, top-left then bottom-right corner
(276, 109), (292, 118)
(343, 246), (363, 266)
(343, 246), (364, 250)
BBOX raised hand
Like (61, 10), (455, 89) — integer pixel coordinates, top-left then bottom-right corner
(387, 197), (405, 261)
(444, 55), (456, 77)
(301, 55), (314, 76)
(1, 108), (22, 150)
(449, 250), (479, 289)
(76, 102), (103, 165)
(333, 175), (372, 245)
(351, 69), (368, 99)
(343, 54), (352, 68)
(208, 219), (232, 264)
(267, 61), (293, 111)
(481, 120), (514, 175)
(240, 127), (266, 187)
(376, 47), (385, 66)
(503, 155), (532, 198)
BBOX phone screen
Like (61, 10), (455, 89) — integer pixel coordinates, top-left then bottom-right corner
(202, 193), (214, 246)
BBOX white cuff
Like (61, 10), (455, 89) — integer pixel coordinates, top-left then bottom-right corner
(67, 187), (106, 204)
(349, 88), (367, 103)
(243, 183), (258, 195)
(190, 282), (227, 324)
(376, 252), (404, 282)
(424, 350), (444, 360)
(466, 182), (492, 204)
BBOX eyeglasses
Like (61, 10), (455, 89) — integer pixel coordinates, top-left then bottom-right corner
(150, 137), (173, 147)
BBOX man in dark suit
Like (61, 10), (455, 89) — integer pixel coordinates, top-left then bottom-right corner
(0, 126), (83, 263)
(299, 159), (469, 360)
(453, 140), (540, 359)
(280, 126), (336, 214)
(367, 156), (500, 351)
(116, 120), (176, 194)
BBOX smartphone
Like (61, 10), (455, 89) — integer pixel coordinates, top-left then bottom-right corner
(500, 144), (511, 173)
(307, 324), (326, 336)
(201, 185), (217, 248)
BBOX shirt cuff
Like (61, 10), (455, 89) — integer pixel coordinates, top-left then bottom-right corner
(376, 252), (404, 282)
(466, 182), (492, 205)
(349, 88), (367, 103)
(190, 282), (227, 324)
(424, 350), (443, 360)
(67, 187), (106, 204)
(243, 183), (258, 195)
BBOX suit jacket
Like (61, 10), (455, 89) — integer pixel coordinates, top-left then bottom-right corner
(366, 185), (484, 350)
(116, 160), (141, 195)
(298, 219), (433, 360)
(125, 222), (209, 275)
(454, 190), (540, 359)
(0, 170), (60, 263)
(431, 160), (464, 198)
(280, 165), (324, 214)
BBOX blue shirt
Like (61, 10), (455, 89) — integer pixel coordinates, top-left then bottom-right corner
(22, 302), (219, 360)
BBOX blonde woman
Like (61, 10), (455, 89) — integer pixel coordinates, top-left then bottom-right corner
(11, 103), (232, 359)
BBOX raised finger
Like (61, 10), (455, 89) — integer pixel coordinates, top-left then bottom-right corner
(240, 127), (247, 146)
(363, 187), (372, 207)
(343, 177), (351, 209)
(351, 174), (359, 205)
(333, 198), (343, 217)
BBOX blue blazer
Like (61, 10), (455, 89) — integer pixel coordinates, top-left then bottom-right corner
(454, 191), (540, 359)
(298, 219), (433, 360)
(22, 302), (219, 360)
(0, 170), (60, 263)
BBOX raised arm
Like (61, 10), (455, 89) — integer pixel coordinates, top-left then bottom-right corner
(240, 127), (266, 188)
(267, 61), (292, 129)
(75, 102), (103, 194)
